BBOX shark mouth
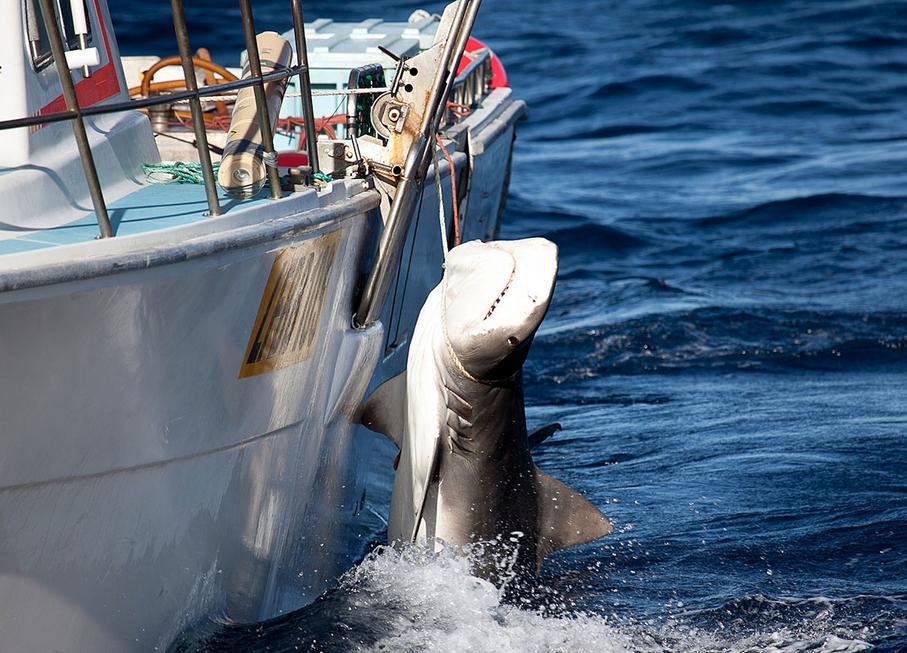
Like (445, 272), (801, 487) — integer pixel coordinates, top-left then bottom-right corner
(483, 271), (515, 321)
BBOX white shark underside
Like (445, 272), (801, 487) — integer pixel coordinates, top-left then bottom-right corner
(362, 239), (612, 578)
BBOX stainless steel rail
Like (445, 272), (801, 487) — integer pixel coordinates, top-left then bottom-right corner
(449, 47), (492, 115)
(238, 0), (283, 200)
(0, 68), (305, 132)
(354, 0), (482, 328)
(289, 0), (320, 174)
(36, 0), (113, 238)
(171, 0), (221, 215)
(5, 1), (322, 235)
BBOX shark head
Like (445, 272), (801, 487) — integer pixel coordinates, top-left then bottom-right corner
(442, 238), (558, 381)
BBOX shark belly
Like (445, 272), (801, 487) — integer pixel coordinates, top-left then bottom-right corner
(388, 286), (445, 545)
(433, 379), (541, 572)
(435, 453), (540, 573)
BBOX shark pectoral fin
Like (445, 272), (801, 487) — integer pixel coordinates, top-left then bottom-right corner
(534, 468), (613, 569)
(357, 371), (407, 447)
(528, 422), (562, 449)
(411, 434), (442, 543)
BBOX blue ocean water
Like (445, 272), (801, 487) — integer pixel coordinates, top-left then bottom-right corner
(110, 0), (907, 650)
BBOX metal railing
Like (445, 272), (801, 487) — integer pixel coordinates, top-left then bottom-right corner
(448, 47), (493, 118)
(3, 0), (321, 236)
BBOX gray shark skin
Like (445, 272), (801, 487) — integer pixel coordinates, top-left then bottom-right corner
(361, 238), (612, 581)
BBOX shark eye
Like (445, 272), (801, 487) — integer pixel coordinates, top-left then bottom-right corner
(507, 336), (519, 346)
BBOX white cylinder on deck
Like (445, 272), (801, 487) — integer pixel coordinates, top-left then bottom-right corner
(217, 32), (292, 198)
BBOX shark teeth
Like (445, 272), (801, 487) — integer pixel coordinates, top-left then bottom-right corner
(483, 279), (512, 320)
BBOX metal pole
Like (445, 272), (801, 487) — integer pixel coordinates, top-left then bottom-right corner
(238, 0), (283, 199)
(0, 66), (306, 132)
(427, 0), (482, 155)
(170, 0), (222, 216)
(289, 0), (320, 174)
(36, 0), (113, 238)
(354, 0), (479, 327)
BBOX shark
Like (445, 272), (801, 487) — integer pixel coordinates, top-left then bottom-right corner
(360, 237), (612, 580)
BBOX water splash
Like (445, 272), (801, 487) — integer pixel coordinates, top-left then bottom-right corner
(174, 544), (897, 653)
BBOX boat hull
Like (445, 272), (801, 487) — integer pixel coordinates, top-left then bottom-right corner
(0, 90), (525, 652)
(0, 194), (386, 650)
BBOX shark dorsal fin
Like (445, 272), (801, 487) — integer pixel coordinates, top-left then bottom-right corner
(534, 468), (612, 568)
(358, 371), (407, 447)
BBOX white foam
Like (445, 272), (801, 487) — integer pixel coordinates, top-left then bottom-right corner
(341, 545), (635, 653)
(329, 545), (876, 653)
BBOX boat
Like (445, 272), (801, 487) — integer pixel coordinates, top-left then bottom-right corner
(0, 0), (526, 649)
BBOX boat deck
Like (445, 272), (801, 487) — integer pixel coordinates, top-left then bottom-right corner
(0, 183), (271, 255)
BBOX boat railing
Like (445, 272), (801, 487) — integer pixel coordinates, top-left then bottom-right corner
(448, 47), (492, 121)
(8, 0), (485, 334)
(0, 0), (320, 236)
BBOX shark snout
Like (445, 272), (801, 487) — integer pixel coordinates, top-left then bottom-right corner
(443, 238), (558, 380)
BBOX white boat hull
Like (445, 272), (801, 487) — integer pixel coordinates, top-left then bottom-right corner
(0, 190), (386, 650)
(0, 86), (525, 651)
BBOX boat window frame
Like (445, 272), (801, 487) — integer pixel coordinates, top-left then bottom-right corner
(24, 0), (95, 74)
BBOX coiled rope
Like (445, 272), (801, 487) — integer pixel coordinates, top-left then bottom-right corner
(142, 161), (219, 184)
(143, 162), (333, 186)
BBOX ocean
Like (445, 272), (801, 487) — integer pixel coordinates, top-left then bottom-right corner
(109, 0), (907, 650)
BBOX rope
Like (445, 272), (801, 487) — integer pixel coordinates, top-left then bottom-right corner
(144, 162), (332, 187)
(435, 134), (460, 246)
(142, 161), (219, 184)
(431, 144), (449, 259)
(446, 101), (472, 117)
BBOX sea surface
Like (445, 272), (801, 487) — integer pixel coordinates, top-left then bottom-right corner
(110, 0), (907, 650)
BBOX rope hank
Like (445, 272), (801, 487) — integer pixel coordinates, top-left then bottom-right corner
(143, 161), (219, 184)
(313, 171), (333, 183)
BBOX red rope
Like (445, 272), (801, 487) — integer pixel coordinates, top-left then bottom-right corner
(446, 101), (472, 117)
(435, 133), (460, 246)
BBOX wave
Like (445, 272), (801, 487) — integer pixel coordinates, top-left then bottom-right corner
(530, 307), (907, 379)
(676, 26), (757, 47)
(540, 223), (648, 253)
(172, 545), (635, 653)
(591, 75), (711, 100)
(531, 122), (683, 142)
(171, 546), (902, 652)
(695, 194), (906, 229)
(504, 200), (590, 228)
(741, 97), (881, 117)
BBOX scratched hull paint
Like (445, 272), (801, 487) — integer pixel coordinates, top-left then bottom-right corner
(0, 88), (522, 651)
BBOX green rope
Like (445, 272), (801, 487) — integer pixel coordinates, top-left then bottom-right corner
(143, 162), (219, 185)
(145, 162), (332, 186)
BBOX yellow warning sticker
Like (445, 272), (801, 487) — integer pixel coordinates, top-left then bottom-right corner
(240, 229), (342, 378)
